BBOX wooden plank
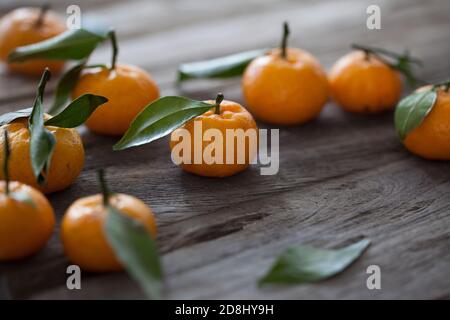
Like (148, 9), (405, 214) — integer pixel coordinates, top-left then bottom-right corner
(0, 0), (121, 14)
(29, 107), (450, 299)
(0, 0), (448, 299)
(1, 0), (449, 103)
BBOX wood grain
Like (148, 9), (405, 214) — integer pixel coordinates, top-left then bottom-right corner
(0, 0), (449, 299)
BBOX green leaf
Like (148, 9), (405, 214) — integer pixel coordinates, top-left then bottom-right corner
(48, 62), (86, 115)
(393, 57), (421, 87)
(9, 191), (36, 208)
(258, 239), (371, 286)
(48, 63), (108, 115)
(8, 28), (109, 63)
(0, 108), (32, 126)
(105, 205), (163, 299)
(394, 89), (437, 141)
(44, 94), (108, 128)
(178, 48), (268, 82)
(2, 129), (11, 193)
(3, 129), (35, 207)
(113, 96), (213, 150)
(29, 69), (56, 186)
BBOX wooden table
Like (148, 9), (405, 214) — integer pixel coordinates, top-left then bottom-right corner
(0, 0), (449, 299)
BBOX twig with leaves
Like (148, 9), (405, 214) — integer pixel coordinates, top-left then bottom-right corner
(351, 43), (424, 87)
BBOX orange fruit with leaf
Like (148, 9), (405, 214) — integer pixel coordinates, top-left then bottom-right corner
(114, 94), (258, 178)
(0, 117), (84, 194)
(72, 31), (160, 136)
(177, 22), (328, 125)
(329, 44), (421, 113)
(61, 170), (157, 272)
(0, 130), (55, 261)
(5, 24), (130, 126)
(72, 64), (159, 136)
(395, 81), (450, 160)
(0, 69), (107, 193)
(242, 23), (329, 125)
(169, 93), (258, 177)
(0, 6), (66, 76)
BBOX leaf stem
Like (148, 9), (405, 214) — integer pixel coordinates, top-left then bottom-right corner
(3, 130), (10, 196)
(280, 22), (290, 59)
(35, 3), (50, 27)
(351, 43), (423, 87)
(109, 30), (119, 70)
(30, 68), (51, 127)
(358, 47), (371, 61)
(214, 93), (224, 115)
(352, 44), (421, 64)
(432, 79), (450, 92)
(97, 169), (111, 206)
(36, 68), (52, 103)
